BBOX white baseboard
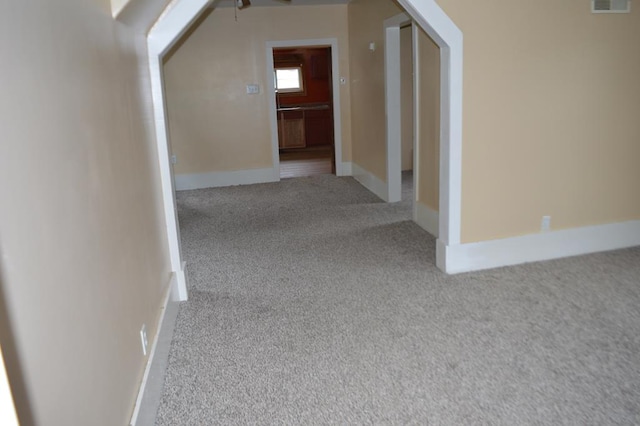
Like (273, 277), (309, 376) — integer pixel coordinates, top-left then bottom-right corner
(339, 161), (353, 176)
(172, 261), (188, 302)
(175, 167), (278, 191)
(129, 273), (182, 426)
(438, 220), (640, 274)
(415, 202), (439, 238)
(351, 163), (388, 202)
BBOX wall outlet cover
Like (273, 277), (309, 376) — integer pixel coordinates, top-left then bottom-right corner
(541, 216), (551, 232)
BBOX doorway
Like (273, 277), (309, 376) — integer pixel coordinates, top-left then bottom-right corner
(399, 23), (416, 213)
(266, 38), (344, 179)
(385, 11), (452, 244)
(273, 47), (335, 179)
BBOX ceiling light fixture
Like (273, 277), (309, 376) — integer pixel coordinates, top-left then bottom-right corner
(237, 0), (251, 9)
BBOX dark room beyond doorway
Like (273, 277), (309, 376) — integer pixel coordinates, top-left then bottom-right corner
(274, 46), (335, 179)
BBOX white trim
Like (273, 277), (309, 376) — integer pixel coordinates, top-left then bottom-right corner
(415, 202), (439, 238)
(340, 161), (353, 176)
(129, 273), (182, 426)
(395, 0), (464, 258)
(384, 13), (411, 203)
(440, 220), (640, 274)
(147, 51), (188, 301)
(351, 163), (388, 201)
(266, 38), (343, 177)
(0, 349), (18, 426)
(174, 168), (278, 191)
(147, 0), (214, 302)
(172, 261), (188, 302)
(386, 4), (463, 270)
(411, 23), (420, 224)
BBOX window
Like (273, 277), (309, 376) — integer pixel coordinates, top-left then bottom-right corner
(275, 67), (304, 94)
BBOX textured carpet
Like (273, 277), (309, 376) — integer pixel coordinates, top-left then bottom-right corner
(156, 173), (640, 425)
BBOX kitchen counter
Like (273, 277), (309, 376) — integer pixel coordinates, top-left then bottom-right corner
(277, 104), (330, 112)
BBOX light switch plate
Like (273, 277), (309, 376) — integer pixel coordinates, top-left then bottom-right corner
(541, 216), (551, 232)
(246, 84), (260, 94)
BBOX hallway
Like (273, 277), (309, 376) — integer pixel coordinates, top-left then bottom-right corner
(155, 175), (640, 425)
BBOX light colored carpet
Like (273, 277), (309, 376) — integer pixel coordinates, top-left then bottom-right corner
(156, 173), (640, 425)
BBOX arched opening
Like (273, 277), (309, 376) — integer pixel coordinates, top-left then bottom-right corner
(146, 0), (464, 303)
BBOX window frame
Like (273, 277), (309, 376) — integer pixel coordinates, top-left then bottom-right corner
(274, 66), (305, 95)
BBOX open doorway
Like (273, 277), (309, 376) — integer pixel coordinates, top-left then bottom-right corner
(399, 23), (415, 207)
(266, 38), (344, 180)
(411, 24), (441, 238)
(385, 13), (442, 240)
(273, 46), (335, 179)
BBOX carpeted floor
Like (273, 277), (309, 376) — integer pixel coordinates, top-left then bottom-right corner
(156, 173), (640, 425)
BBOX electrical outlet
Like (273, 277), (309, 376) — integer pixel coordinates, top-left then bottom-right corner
(246, 84), (260, 94)
(140, 324), (148, 356)
(170, 154), (177, 165)
(541, 216), (551, 232)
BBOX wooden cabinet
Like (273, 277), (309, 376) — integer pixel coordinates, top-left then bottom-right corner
(304, 108), (333, 147)
(278, 110), (305, 148)
(277, 105), (332, 149)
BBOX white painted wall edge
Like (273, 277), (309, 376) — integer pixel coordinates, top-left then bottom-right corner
(438, 220), (640, 274)
(412, 24), (420, 224)
(172, 261), (188, 302)
(384, 13), (411, 204)
(129, 272), (182, 426)
(147, 0), (213, 305)
(174, 168), (279, 191)
(415, 202), (439, 238)
(147, 51), (186, 301)
(395, 0), (463, 247)
(351, 163), (388, 202)
(0, 349), (18, 426)
(339, 162), (353, 176)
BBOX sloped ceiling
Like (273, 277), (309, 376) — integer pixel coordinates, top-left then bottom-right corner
(112, 0), (176, 34)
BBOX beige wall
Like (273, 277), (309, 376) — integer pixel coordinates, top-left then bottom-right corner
(348, 0), (403, 180)
(400, 25), (414, 171)
(0, 1), (170, 425)
(163, 5), (352, 176)
(416, 27), (440, 211)
(435, 0), (640, 242)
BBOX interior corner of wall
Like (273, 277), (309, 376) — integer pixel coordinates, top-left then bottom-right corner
(110, 0), (129, 19)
